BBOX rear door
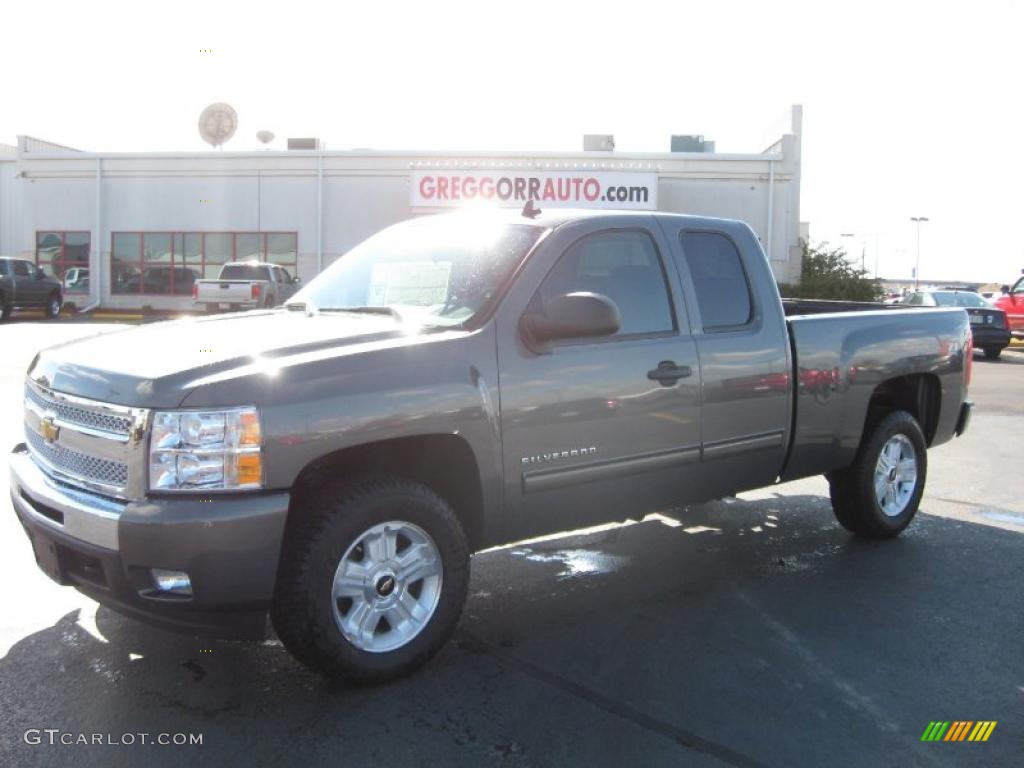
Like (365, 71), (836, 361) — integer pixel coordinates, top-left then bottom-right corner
(659, 221), (792, 497)
(496, 218), (702, 540)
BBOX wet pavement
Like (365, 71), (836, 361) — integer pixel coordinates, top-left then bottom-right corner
(1, 322), (1022, 767)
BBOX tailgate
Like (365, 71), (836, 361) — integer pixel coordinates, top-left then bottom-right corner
(195, 280), (255, 301)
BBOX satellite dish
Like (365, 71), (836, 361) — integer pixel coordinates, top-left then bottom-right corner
(256, 130), (275, 146)
(198, 103), (238, 148)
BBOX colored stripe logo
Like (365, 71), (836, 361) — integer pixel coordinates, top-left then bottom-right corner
(921, 721), (996, 742)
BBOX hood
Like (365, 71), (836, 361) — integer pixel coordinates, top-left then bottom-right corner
(29, 310), (418, 407)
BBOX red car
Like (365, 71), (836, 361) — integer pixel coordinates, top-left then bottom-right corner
(992, 274), (1024, 338)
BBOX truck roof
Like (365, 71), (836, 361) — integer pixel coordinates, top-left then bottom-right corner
(432, 207), (745, 231)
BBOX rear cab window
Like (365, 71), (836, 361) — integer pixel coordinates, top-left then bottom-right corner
(220, 264), (270, 281)
(676, 231), (754, 331)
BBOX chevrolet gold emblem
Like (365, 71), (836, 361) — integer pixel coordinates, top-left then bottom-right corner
(39, 416), (60, 444)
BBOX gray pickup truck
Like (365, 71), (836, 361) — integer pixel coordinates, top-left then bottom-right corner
(9, 210), (973, 683)
(192, 261), (300, 312)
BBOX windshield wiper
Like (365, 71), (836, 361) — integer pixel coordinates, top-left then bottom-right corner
(320, 306), (403, 321)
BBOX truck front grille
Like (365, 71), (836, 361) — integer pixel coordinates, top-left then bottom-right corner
(25, 384), (133, 437)
(26, 429), (129, 487)
(23, 379), (148, 500)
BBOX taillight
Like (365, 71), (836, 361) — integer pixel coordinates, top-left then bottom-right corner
(965, 333), (973, 388)
(191, 283), (198, 299)
(252, 283), (262, 300)
(1000, 312), (1009, 330)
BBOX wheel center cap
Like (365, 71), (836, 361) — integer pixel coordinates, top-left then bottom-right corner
(889, 468), (898, 482)
(375, 574), (396, 597)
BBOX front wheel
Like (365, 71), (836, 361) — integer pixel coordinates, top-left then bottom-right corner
(45, 292), (63, 319)
(272, 477), (470, 683)
(828, 410), (927, 538)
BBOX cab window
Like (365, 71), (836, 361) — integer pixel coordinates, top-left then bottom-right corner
(534, 230), (675, 337)
(678, 231), (753, 330)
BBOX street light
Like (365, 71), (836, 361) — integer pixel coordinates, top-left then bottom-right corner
(910, 217), (929, 289)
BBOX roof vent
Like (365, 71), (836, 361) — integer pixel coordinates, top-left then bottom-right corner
(583, 134), (615, 151)
(287, 137), (322, 150)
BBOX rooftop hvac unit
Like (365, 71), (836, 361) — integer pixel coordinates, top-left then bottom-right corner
(287, 137), (321, 150)
(583, 134), (615, 151)
(671, 134), (710, 153)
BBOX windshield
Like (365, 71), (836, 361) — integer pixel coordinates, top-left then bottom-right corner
(932, 291), (991, 308)
(289, 215), (544, 326)
(220, 264), (269, 281)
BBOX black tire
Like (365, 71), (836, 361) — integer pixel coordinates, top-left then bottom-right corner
(0, 293), (10, 322)
(45, 292), (63, 319)
(827, 410), (927, 539)
(983, 346), (1002, 360)
(271, 476), (470, 684)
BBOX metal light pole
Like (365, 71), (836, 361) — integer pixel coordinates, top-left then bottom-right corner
(910, 217), (929, 289)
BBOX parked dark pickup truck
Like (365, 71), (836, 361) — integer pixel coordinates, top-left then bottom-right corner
(9, 211), (972, 683)
(0, 257), (64, 320)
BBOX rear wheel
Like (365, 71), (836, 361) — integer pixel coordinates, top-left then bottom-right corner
(45, 292), (63, 319)
(827, 410), (927, 539)
(272, 477), (470, 683)
(983, 346), (1002, 360)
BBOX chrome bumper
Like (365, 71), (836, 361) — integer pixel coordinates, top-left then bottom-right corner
(9, 445), (124, 550)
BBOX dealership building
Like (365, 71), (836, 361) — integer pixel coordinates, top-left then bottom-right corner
(0, 106), (804, 312)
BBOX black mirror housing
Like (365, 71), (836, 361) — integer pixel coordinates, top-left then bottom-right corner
(1000, 284), (1010, 294)
(522, 292), (621, 343)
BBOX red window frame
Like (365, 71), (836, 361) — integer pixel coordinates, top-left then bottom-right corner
(110, 231), (298, 296)
(34, 230), (91, 293)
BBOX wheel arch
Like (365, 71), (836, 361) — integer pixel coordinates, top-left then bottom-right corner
(286, 434), (486, 550)
(860, 373), (941, 448)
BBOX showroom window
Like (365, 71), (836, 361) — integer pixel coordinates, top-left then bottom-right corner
(35, 231), (91, 293)
(110, 232), (297, 295)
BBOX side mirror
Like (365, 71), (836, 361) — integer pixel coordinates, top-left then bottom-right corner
(292, 276), (302, 285)
(521, 292), (621, 343)
(35, 267), (45, 280)
(1000, 284), (1010, 294)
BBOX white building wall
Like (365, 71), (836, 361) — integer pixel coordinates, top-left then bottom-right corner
(3, 107), (803, 309)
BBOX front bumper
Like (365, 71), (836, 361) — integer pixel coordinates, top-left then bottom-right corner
(10, 444), (290, 639)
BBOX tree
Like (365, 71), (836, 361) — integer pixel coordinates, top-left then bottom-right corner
(779, 240), (882, 302)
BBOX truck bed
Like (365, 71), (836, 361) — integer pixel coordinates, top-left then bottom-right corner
(782, 305), (969, 483)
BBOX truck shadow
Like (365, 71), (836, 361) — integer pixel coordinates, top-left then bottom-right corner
(1, 493), (1019, 767)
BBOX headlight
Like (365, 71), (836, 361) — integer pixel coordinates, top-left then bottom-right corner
(149, 407), (262, 492)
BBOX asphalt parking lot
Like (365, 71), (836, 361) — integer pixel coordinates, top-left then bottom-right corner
(0, 320), (1021, 768)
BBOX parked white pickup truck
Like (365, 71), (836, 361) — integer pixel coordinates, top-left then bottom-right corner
(192, 261), (301, 312)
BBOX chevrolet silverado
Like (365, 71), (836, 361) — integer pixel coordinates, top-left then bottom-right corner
(10, 210), (973, 683)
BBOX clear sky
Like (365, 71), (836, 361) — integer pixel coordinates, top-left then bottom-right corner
(2, 0), (1021, 283)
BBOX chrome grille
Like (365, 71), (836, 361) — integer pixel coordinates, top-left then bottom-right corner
(26, 429), (129, 487)
(25, 384), (132, 436)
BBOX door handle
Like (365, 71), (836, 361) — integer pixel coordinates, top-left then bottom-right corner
(647, 360), (692, 386)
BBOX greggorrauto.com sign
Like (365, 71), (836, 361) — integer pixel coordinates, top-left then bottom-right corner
(411, 170), (657, 210)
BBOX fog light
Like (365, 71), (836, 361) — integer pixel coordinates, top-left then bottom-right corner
(151, 568), (192, 595)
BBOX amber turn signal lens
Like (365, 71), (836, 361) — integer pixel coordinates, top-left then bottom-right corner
(238, 410), (261, 446)
(236, 453), (262, 486)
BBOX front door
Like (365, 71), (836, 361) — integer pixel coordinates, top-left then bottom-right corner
(12, 260), (45, 305)
(497, 221), (702, 540)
